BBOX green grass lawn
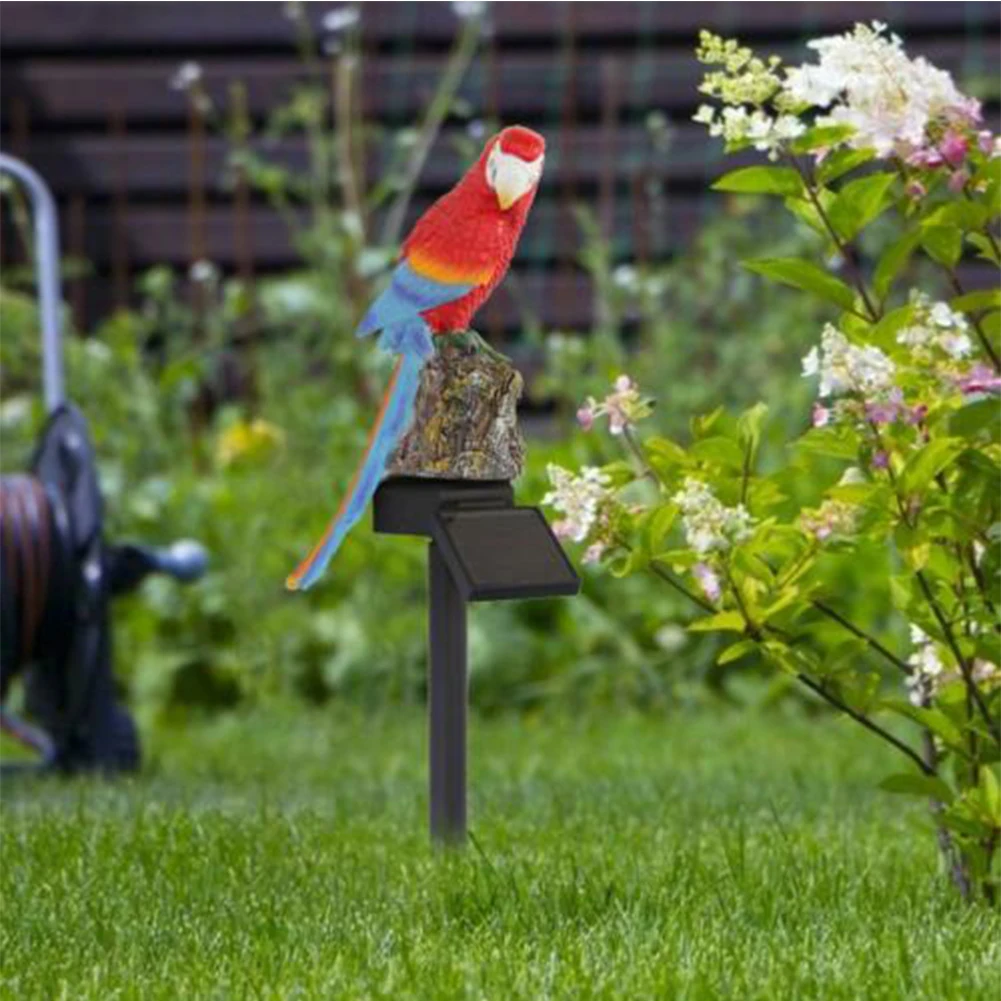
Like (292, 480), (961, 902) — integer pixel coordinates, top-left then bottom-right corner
(2, 706), (998, 1000)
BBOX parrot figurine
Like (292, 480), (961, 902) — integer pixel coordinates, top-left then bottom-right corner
(286, 125), (546, 591)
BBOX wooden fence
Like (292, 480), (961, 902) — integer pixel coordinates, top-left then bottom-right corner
(2, 2), (999, 335)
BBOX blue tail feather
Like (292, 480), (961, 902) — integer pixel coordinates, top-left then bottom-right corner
(286, 329), (429, 591)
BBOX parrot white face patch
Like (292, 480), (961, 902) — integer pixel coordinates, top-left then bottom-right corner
(486, 143), (544, 210)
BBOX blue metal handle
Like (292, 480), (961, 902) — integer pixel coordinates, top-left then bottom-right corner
(149, 540), (209, 583)
(0, 152), (65, 413)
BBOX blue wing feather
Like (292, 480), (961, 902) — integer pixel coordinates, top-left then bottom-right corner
(286, 258), (467, 590)
(356, 260), (472, 338)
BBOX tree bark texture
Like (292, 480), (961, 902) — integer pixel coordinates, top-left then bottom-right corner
(387, 333), (525, 481)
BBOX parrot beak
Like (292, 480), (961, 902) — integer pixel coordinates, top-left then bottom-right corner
(489, 146), (543, 211)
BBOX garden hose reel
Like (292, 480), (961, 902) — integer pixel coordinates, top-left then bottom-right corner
(0, 153), (208, 774)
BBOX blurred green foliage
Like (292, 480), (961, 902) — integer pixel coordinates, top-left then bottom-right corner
(0, 198), (837, 724)
(0, 3), (867, 722)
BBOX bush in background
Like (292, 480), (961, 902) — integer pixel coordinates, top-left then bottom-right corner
(545, 23), (1000, 901)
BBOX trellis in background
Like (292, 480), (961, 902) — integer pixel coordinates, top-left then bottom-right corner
(1, 1), (998, 339)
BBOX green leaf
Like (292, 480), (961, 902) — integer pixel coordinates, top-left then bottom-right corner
(646, 436), (688, 478)
(898, 437), (966, 495)
(690, 436), (745, 470)
(717, 639), (757, 665)
(610, 550), (647, 578)
(968, 232), (1001, 265)
(881, 698), (967, 754)
(737, 402), (768, 461)
(600, 460), (638, 488)
(758, 587), (804, 622)
(790, 124), (856, 155)
(759, 640), (809, 676)
(920, 226), (963, 268)
(688, 611), (746, 634)
(950, 398), (1000, 438)
(645, 505), (678, 554)
(795, 426), (859, 460)
(879, 772), (954, 804)
(784, 193), (829, 236)
(743, 257), (858, 313)
(652, 550), (699, 571)
(873, 230), (921, 303)
(979, 767), (1001, 825)
(922, 202), (990, 232)
(867, 303), (916, 352)
(690, 407), (724, 441)
(712, 166), (804, 197)
(827, 172), (896, 242)
(951, 288), (1001, 314)
(816, 147), (875, 185)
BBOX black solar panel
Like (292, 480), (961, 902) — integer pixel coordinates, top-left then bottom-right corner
(433, 507), (580, 602)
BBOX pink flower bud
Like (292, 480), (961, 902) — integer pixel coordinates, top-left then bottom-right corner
(955, 96), (983, 126)
(959, 364), (1001, 395)
(947, 168), (970, 193)
(905, 179), (926, 200)
(906, 148), (943, 169)
(978, 130), (995, 155)
(693, 563), (722, 603)
(872, 451), (890, 471)
(939, 131), (969, 168)
(865, 398), (900, 425)
(576, 405), (594, 431)
(614, 374), (633, 392)
(812, 403), (831, 428)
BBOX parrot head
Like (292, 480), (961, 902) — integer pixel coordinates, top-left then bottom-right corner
(484, 126), (545, 211)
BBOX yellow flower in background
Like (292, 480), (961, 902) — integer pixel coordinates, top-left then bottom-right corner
(216, 418), (286, 469)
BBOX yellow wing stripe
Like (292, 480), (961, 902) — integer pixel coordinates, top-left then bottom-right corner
(407, 247), (492, 287)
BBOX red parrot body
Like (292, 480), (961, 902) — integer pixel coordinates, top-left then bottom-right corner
(404, 134), (541, 332)
(287, 126), (546, 590)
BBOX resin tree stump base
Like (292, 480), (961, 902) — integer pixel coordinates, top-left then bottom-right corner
(387, 331), (525, 481)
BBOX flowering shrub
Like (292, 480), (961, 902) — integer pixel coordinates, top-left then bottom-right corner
(545, 24), (1000, 902)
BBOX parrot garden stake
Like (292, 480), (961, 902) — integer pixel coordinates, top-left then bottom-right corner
(286, 125), (545, 591)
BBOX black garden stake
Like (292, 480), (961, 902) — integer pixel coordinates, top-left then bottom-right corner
(374, 476), (580, 845)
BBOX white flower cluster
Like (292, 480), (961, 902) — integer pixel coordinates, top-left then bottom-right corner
(802, 324), (896, 398)
(695, 23), (982, 164)
(452, 0), (487, 19)
(673, 478), (753, 555)
(905, 624), (945, 706)
(169, 61), (212, 113)
(696, 31), (783, 105)
(799, 498), (858, 542)
(170, 61), (203, 92)
(896, 293), (973, 360)
(542, 465), (611, 544)
(973, 660), (1000, 686)
(611, 264), (667, 297)
(694, 32), (804, 159)
(694, 105), (805, 159)
(189, 259), (219, 285)
(783, 22), (977, 157)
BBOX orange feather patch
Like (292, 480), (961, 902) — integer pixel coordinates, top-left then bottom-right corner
(407, 247), (492, 287)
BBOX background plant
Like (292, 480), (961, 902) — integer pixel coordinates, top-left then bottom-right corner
(544, 23), (1000, 902)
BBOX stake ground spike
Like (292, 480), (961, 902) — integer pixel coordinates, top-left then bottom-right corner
(374, 476), (579, 846)
(428, 542), (467, 843)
